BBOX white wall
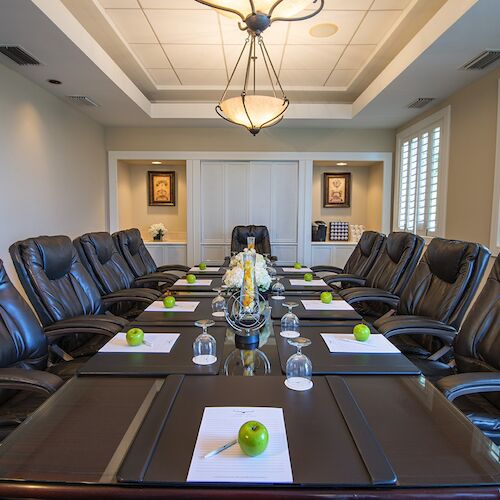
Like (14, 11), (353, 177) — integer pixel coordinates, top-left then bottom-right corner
(0, 63), (107, 289)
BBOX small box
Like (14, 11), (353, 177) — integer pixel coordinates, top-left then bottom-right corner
(329, 222), (349, 241)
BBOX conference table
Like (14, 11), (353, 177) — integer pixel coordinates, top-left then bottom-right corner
(0, 264), (499, 499)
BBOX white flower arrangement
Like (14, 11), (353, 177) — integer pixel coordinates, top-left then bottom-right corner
(224, 250), (271, 291)
(149, 223), (167, 240)
(229, 249), (266, 269)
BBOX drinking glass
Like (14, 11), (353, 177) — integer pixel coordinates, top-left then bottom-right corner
(193, 319), (217, 365)
(211, 288), (226, 317)
(271, 275), (285, 299)
(285, 337), (313, 391)
(247, 236), (255, 250)
(280, 302), (299, 338)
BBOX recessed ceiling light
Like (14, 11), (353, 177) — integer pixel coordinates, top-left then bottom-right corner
(47, 79), (62, 85)
(309, 23), (338, 38)
(152, 161), (162, 165)
(337, 162), (348, 166)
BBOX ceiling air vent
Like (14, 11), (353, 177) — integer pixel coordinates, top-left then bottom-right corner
(461, 50), (500, 70)
(407, 98), (435, 109)
(66, 96), (100, 107)
(0, 46), (40, 65)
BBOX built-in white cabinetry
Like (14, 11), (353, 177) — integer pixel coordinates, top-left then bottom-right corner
(310, 242), (356, 268)
(145, 242), (187, 267)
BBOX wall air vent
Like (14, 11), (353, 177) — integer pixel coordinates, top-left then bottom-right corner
(407, 98), (435, 109)
(66, 96), (100, 107)
(461, 50), (500, 70)
(0, 46), (40, 65)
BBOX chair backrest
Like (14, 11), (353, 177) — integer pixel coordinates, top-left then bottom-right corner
(365, 232), (425, 295)
(454, 254), (500, 374)
(9, 235), (103, 327)
(398, 238), (490, 329)
(112, 228), (157, 279)
(74, 232), (136, 295)
(0, 260), (48, 371)
(231, 225), (272, 255)
(343, 231), (385, 277)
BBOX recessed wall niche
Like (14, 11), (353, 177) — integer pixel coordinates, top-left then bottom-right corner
(117, 160), (187, 242)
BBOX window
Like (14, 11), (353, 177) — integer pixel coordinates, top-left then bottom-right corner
(394, 107), (450, 238)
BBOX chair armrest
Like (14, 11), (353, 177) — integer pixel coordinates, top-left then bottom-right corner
(43, 316), (124, 343)
(134, 272), (179, 285)
(339, 288), (399, 308)
(436, 373), (500, 401)
(0, 368), (63, 396)
(323, 274), (367, 287)
(377, 317), (457, 345)
(311, 265), (344, 273)
(102, 288), (161, 307)
(156, 265), (190, 273)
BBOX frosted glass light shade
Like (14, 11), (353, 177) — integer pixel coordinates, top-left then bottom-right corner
(202, 0), (315, 20)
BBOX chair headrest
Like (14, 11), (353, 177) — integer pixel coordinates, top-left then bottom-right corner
(386, 232), (416, 263)
(359, 231), (381, 256)
(84, 232), (114, 265)
(32, 235), (74, 281)
(125, 228), (142, 255)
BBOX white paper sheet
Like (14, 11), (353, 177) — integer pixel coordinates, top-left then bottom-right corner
(187, 407), (293, 484)
(175, 279), (213, 286)
(301, 299), (354, 311)
(99, 333), (180, 353)
(145, 301), (200, 312)
(282, 267), (313, 273)
(289, 279), (327, 287)
(320, 333), (400, 354)
(190, 267), (220, 272)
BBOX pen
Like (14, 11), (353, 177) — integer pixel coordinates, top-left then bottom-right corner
(142, 339), (153, 347)
(203, 439), (238, 459)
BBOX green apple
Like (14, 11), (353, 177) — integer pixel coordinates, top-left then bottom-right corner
(126, 328), (144, 347)
(163, 295), (176, 308)
(320, 291), (333, 304)
(304, 273), (313, 282)
(353, 323), (371, 342)
(186, 274), (197, 284)
(238, 421), (269, 457)
(294, 262), (302, 270)
(199, 262), (207, 271)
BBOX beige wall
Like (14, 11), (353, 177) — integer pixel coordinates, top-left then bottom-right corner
(366, 163), (384, 231)
(118, 162), (187, 242)
(398, 67), (500, 248)
(0, 63), (107, 290)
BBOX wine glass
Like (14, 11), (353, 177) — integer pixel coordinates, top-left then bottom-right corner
(280, 302), (299, 338)
(211, 288), (226, 317)
(192, 319), (217, 365)
(285, 337), (313, 391)
(271, 276), (285, 299)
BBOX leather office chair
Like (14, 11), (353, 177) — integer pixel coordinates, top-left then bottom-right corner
(338, 232), (425, 317)
(113, 228), (187, 290)
(231, 225), (275, 259)
(0, 259), (87, 439)
(74, 232), (162, 317)
(313, 231), (385, 288)
(374, 238), (490, 364)
(9, 235), (128, 358)
(434, 253), (500, 443)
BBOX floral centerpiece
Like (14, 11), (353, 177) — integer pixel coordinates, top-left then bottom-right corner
(149, 223), (167, 241)
(223, 248), (271, 292)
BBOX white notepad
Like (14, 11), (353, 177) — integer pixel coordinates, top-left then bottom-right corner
(190, 267), (220, 272)
(99, 333), (180, 353)
(301, 299), (354, 311)
(175, 279), (213, 286)
(289, 279), (327, 287)
(145, 301), (200, 312)
(282, 267), (313, 273)
(320, 333), (400, 354)
(187, 407), (293, 484)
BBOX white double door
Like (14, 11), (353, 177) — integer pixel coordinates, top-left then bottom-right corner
(199, 161), (300, 263)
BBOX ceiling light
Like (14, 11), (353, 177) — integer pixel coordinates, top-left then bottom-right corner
(47, 79), (62, 85)
(336, 162), (347, 166)
(309, 23), (338, 38)
(152, 161), (162, 165)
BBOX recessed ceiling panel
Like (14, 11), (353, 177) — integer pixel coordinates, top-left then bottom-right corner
(148, 67), (180, 84)
(281, 44), (344, 70)
(325, 69), (357, 86)
(106, 9), (156, 43)
(130, 43), (171, 68)
(336, 44), (376, 69)
(139, 0), (207, 8)
(371, 0), (411, 10)
(351, 10), (403, 44)
(164, 44), (225, 69)
(101, 0), (139, 7)
(176, 68), (228, 85)
(279, 69), (332, 86)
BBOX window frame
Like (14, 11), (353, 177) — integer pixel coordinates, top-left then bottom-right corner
(489, 79), (500, 257)
(393, 106), (451, 241)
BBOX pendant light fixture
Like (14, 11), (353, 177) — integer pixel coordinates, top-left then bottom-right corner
(194, 0), (325, 135)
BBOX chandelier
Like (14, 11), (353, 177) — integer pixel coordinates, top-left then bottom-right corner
(194, 0), (325, 135)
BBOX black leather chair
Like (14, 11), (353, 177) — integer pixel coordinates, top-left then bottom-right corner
(434, 253), (500, 443)
(231, 225), (275, 259)
(9, 235), (128, 358)
(0, 259), (87, 439)
(113, 228), (187, 290)
(313, 231), (385, 289)
(338, 232), (425, 315)
(374, 238), (490, 364)
(74, 232), (162, 317)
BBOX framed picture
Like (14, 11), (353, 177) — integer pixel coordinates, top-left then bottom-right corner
(148, 171), (175, 206)
(323, 173), (351, 208)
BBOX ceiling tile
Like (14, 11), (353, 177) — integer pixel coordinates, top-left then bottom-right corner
(371, 0), (410, 10)
(139, 0), (207, 7)
(164, 44), (225, 69)
(351, 10), (403, 44)
(148, 68), (180, 85)
(336, 44), (376, 69)
(287, 10), (365, 45)
(279, 69), (331, 86)
(325, 69), (357, 86)
(176, 69), (228, 85)
(130, 43), (171, 68)
(313, 0), (372, 9)
(98, 0), (139, 7)
(106, 9), (157, 43)
(144, 9), (220, 44)
(223, 44), (284, 71)
(219, 15), (288, 45)
(281, 44), (344, 70)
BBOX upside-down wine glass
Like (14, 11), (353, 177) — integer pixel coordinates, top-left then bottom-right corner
(285, 337), (313, 391)
(192, 319), (217, 365)
(280, 302), (300, 338)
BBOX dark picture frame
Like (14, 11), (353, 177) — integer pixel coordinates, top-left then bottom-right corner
(323, 172), (351, 208)
(148, 171), (176, 206)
